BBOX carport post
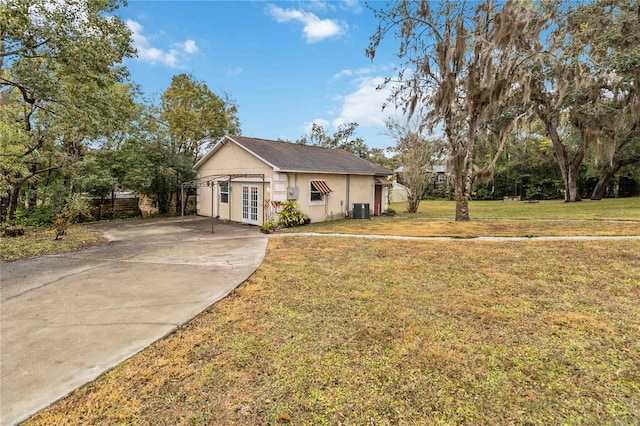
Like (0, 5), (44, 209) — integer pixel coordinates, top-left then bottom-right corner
(215, 181), (216, 234)
(181, 185), (184, 224)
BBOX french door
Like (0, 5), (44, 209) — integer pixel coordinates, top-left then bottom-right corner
(242, 185), (259, 224)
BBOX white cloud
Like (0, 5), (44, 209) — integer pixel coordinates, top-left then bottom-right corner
(340, 0), (362, 13)
(302, 118), (330, 134)
(126, 19), (198, 67)
(267, 4), (346, 43)
(333, 69), (353, 79)
(332, 76), (401, 129)
(226, 67), (243, 76)
(332, 67), (373, 80)
(306, 0), (335, 12)
(182, 40), (199, 54)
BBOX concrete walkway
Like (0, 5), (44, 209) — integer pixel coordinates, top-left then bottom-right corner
(272, 232), (640, 242)
(1, 217), (267, 426)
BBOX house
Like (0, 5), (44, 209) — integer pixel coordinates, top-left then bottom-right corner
(191, 135), (393, 225)
(431, 165), (448, 190)
(391, 165), (448, 202)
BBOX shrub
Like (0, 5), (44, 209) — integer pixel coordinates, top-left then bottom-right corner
(53, 214), (69, 240)
(278, 201), (306, 228)
(63, 194), (94, 223)
(261, 220), (277, 233)
(15, 204), (58, 227)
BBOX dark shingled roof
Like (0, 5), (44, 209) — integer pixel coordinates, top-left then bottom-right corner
(227, 135), (392, 176)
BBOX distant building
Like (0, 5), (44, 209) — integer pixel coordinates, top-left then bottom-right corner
(391, 165), (448, 202)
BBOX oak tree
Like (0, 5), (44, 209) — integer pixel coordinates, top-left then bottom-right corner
(367, 0), (544, 220)
(0, 0), (135, 220)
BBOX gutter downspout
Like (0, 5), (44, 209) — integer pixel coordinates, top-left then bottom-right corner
(216, 181), (220, 218)
(345, 174), (350, 217)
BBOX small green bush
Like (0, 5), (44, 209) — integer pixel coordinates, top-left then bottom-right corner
(262, 220), (277, 233)
(15, 204), (58, 227)
(278, 201), (306, 228)
(63, 194), (94, 223)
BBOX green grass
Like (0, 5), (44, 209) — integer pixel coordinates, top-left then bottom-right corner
(288, 198), (640, 237)
(0, 225), (107, 261)
(26, 237), (640, 425)
(390, 197), (640, 220)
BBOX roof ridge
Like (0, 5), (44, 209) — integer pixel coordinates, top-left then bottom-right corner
(210, 134), (392, 176)
(229, 135), (355, 154)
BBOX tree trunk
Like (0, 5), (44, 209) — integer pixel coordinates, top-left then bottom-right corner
(591, 176), (609, 201)
(0, 196), (7, 222)
(454, 182), (470, 221)
(565, 165), (581, 202)
(591, 151), (640, 200)
(407, 199), (419, 214)
(545, 117), (584, 202)
(406, 187), (420, 213)
(591, 164), (619, 200)
(5, 165), (61, 221)
(111, 190), (115, 220)
(452, 153), (470, 221)
(8, 185), (21, 221)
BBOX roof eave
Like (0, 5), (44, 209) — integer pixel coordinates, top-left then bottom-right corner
(278, 169), (392, 176)
(193, 135), (281, 172)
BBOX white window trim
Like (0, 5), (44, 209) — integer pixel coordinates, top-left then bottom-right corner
(219, 181), (229, 204)
(241, 184), (260, 225)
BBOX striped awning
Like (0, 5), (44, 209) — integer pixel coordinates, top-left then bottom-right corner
(375, 176), (392, 187)
(311, 180), (333, 195)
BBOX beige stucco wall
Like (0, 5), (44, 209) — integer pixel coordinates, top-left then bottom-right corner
(281, 173), (386, 223)
(195, 141), (389, 225)
(195, 141), (273, 224)
(285, 173), (350, 223)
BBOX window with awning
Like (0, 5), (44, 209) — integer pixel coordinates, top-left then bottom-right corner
(310, 180), (332, 202)
(311, 180), (332, 194)
(375, 176), (393, 187)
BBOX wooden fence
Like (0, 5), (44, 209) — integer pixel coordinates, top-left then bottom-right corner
(92, 197), (141, 220)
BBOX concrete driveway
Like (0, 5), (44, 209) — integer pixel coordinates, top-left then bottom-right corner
(0, 217), (267, 426)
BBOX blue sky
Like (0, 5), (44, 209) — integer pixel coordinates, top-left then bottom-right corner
(118, 0), (402, 150)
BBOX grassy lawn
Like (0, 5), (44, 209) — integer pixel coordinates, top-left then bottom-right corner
(0, 225), (107, 262)
(290, 198), (640, 237)
(26, 237), (640, 425)
(390, 197), (640, 220)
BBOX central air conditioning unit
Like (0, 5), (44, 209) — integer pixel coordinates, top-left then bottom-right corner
(352, 203), (370, 219)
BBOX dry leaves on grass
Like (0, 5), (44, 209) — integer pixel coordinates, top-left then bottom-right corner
(0, 225), (107, 261)
(26, 237), (640, 425)
(296, 217), (640, 237)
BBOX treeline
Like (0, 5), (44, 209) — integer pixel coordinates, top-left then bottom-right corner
(369, 0), (640, 220)
(424, 126), (640, 202)
(470, 134), (640, 201)
(1, 0), (239, 225)
(2, 0), (639, 227)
